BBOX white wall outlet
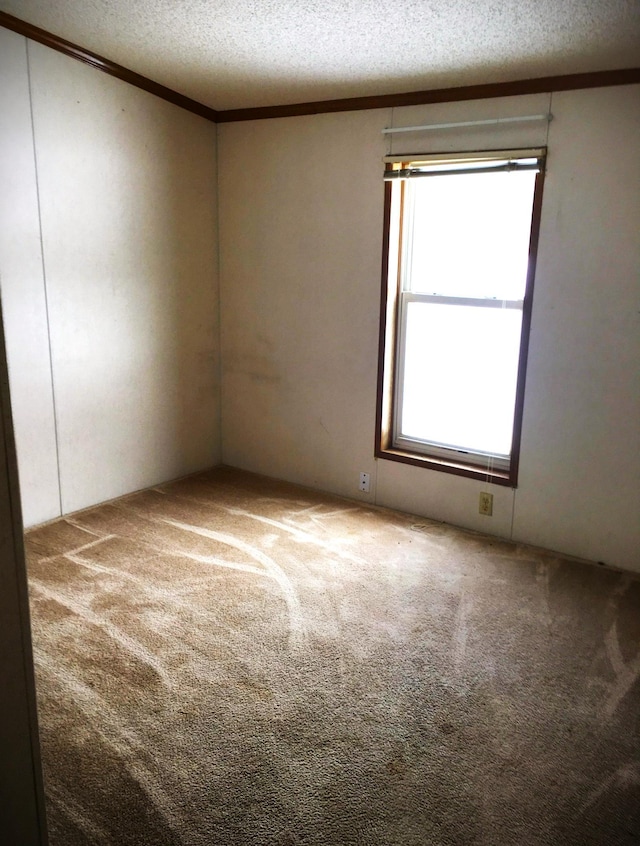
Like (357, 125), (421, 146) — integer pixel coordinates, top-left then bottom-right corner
(479, 491), (493, 516)
(359, 472), (371, 493)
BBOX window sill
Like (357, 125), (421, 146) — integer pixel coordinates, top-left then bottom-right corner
(375, 445), (515, 487)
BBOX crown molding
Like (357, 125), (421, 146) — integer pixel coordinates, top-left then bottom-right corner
(216, 67), (640, 122)
(0, 11), (219, 122)
(2, 11), (639, 125)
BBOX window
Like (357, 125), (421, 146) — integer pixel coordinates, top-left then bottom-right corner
(375, 149), (546, 486)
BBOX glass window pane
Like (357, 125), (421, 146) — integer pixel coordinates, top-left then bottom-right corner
(399, 301), (523, 457)
(404, 170), (536, 300)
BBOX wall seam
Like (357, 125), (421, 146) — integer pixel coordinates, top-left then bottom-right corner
(214, 121), (224, 464)
(26, 39), (64, 517)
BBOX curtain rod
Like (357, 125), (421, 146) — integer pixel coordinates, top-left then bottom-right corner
(382, 114), (553, 134)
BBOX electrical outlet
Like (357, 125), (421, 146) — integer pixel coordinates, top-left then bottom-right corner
(359, 472), (371, 493)
(479, 492), (493, 516)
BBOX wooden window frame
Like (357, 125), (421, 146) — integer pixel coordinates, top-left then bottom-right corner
(375, 150), (547, 487)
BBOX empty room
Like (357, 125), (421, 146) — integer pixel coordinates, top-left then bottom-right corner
(0, 1), (639, 844)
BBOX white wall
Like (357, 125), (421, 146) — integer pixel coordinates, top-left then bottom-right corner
(0, 30), (221, 525)
(218, 86), (640, 571)
(512, 86), (640, 564)
(219, 108), (386, 501)
(2, 24), (638, 569)
(0, 29), (60, 527)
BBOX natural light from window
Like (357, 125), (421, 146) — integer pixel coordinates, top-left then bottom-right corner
(397, 168), (537, 460)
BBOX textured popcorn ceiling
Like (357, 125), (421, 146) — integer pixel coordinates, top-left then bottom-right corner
(2, 0), (639, 110)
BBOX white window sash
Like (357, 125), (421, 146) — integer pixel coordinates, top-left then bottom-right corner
(392, 292), (523, 466)
(401, 292), (524, 309)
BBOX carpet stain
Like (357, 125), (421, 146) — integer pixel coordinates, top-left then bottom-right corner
(386, 755), (407, 776)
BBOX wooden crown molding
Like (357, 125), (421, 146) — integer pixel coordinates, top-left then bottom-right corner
(0, 11), (219, 122)
(1, 11), (639, 125)
(217, 67), (640, 122)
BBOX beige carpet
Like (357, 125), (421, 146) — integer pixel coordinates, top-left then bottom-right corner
(25, 467), (640, 845)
